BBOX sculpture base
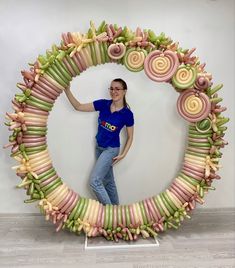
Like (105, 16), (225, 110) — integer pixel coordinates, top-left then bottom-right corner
(84, 234), (159, 250)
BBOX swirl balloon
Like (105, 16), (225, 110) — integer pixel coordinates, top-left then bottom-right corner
(107, 43), (126, 60)
(172, 65), (197, 90)
(194, 74), (211, 91)
(177, 89), (211, 122)
(123, 48), (147, 72)
(195, 118), (212, 133)
(144, 50), (179, 82)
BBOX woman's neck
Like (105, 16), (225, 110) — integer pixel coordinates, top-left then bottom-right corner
(111, 100), (124, 112)
(112, 99), (124, 109)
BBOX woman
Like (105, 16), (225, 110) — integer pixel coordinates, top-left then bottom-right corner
(64, 78), (134, 205)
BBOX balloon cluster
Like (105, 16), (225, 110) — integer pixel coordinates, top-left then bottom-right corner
(4, 20), (229, 242)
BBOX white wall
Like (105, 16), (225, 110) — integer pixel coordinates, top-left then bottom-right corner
(0, 0), (234, 213)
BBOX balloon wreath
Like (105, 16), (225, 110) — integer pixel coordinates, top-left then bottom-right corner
(4, 21), (229, 242)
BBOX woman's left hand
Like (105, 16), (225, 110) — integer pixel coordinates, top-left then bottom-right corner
(112, 154), (125, 166)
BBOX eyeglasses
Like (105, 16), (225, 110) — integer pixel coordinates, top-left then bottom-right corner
(108, 87), (124, 92)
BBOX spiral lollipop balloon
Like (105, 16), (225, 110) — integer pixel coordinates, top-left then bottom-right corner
(172, 65), (197, 90)
(194, 74), (211, 91)
(195, 118), (212, 133)
(107, 43), (126, 60)
(177, 89), (211, 122)
(123, 48), (147, 72)
(144, 50), (179, 82)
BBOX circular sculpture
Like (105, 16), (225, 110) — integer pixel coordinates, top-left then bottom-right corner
(4, 21), (229, 242)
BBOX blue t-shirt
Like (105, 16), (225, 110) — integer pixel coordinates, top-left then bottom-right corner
(93, 99), (134, 148)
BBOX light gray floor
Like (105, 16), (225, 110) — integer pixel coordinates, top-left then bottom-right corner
(0, 208), (235, 268)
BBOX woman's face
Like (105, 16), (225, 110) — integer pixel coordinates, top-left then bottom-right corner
(109, 81), (126, 103)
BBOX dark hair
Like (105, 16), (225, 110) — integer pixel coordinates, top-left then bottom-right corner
(112, 78), (130, 109)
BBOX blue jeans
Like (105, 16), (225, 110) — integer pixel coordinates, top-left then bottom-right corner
(89, 143), (120, 205)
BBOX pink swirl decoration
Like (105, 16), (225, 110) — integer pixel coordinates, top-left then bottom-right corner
(107, 43), (126, 60)
(194, 75), (211, 91)
(144, 50), (179, 82)
(177, 89), (211, 122)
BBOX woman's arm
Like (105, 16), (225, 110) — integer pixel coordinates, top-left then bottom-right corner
(112, 126), (134, 165)
(64, 86), (95, 112)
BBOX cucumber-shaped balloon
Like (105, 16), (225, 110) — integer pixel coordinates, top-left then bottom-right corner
(117, 205), (122, 226)
(102, 42), (110, 63)
(39, 171), (57, 183)
(74, 197), (85, 220)
(99, 42), (105, 64)
(139, 201), (147, 225)
(108, 204), (113, 230)
(163, 191), (178, 212)
(104, 204), (110, 230)
(65, 55), (80, 75)
(41, 177), (61, 192)
(89, 43), (97, 66)
(125, 205), (131, 227)
(50, 64), (70, 85)
(46, 68), (68, 87)
(26, 150), (45, 156)
(28, 182), (35, 196)
(179, 173), (200, 186)
(186, 150), (208, 158)
(189, 133), (212, 138)
(24, 129), (47, 134)
(68, 199), (81, 221)
(37, 168), (55, 180)
(23, 130), (47, 136)
(25, 99), (52, 111)
(39, 172), (56, 187)
(54, 59), (72, 81)
(79, 198), (89, 220)
(153, 196), (165, 217)
(53, 60), (72, 81)
(45, 181), (63, 196)
(160, 193), (174, 215)
(188, 142), (211, 148)
(25, 145), (47, 152)
(189, 129), (212, 134)
(28, 95), (53, 108)
(26, 126), (48, 132)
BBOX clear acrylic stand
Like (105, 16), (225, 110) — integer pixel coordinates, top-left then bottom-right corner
(84, 234), (159, 250)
